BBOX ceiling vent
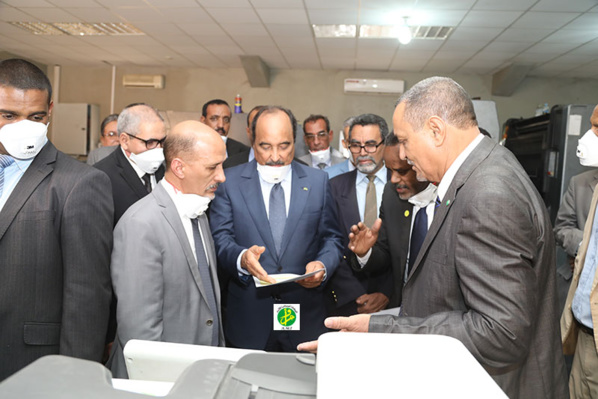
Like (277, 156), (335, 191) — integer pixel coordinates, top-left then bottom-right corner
(344, 79), (405, 95)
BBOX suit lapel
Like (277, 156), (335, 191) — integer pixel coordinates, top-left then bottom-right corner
(340, 170), (360, 228)
(115, 148), (149, 199)
(407, 137), (495, 280)
(590, 171), (598, 192)
(0, 142), (56, 241)
(239, 161), (277, 253)
(279, 162), (310, 259)
(154, 184), (209, 300)
(198, 213), (220, 303)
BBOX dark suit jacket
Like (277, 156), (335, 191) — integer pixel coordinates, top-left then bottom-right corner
(226, 137), (249, 157)
(210, 160), (344, 350)
(0, 142), (113, 381)
(223, 148), (250, 169)
(94, 147), (165, 225)
(348, 180), (413, 308)
(327, 169), (393, 314)
(369, 137), (568, 398)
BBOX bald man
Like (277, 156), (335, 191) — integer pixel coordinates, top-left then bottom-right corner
(108, 121), (226, 378)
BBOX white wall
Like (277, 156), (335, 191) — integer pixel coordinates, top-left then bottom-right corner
(52, 65), (598, 143)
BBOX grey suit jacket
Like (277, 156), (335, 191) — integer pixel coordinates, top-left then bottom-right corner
(369, 137), (568, 398)
(298, 148), (345, 168)
(554, 169), (598, 258)
(109, 183), (224, 378)
(86, 145), (117, 166)
(0, 141), (113, 381)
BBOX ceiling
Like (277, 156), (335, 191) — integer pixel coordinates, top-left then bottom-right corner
(0, 0), (598, 79)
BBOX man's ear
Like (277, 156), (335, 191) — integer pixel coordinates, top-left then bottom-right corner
(428, 116), (447, 147)
(48, 101), (54, 118)
(171, 158), (185, 179)
(200, 116), (206, 124)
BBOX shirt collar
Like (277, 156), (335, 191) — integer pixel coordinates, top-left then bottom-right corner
(437, 134), (484, 201)
(121, 146), (145, 179)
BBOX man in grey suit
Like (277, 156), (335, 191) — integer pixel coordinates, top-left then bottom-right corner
(299, 77), (568, 398)
(109, 120), (226, 378)
(298, 114), (345, 169)
(86, 113), (119, 166)
(554, 105), (598, 311)
(0, 59), (112, 380)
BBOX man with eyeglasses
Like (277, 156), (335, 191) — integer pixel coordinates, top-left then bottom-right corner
(326, 114), (394, 316)
(200, 99), (249, 159)
(86, 113), (119, 165)
(347, 133), (435, 311)
(298, 114), (345, 169)
(95, 103), (167, 225)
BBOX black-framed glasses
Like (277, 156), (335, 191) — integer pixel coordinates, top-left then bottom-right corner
(349, 140), (384, 154)
(304, 131), (329, 141)
(102, 130), (117, 138)
(125, 133), (165, 149)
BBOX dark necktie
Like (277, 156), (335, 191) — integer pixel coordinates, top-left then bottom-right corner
(407, 206), (428, 276)
(317, 163), (327, 170)
(0, 154), (15, 198)
(363, 175), (377, 227)
(142, 173), (152, 193)
(190, 217), (220, 346)
(269, 183), (286, 256)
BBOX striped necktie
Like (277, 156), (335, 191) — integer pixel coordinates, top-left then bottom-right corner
(0, 154), (15, 198)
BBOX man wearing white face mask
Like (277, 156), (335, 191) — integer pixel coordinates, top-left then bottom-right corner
(95, 103), (166, 226)
(561, 104), (598, 396)
(210, 106), (344, 352)
(0, 59), (112, 380)
(108, 121), (226, 378)
(298, 114), (345, 169)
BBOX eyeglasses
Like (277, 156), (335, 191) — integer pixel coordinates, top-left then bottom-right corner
(125, 133), (165, 149)
(349, 140), (384, 154)
(102, 130), (117, 138)
(304, 131), (329, 141)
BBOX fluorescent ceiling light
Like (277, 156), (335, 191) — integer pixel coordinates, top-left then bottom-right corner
(10, 22), (144, 36)
(312, 24), (357, 38)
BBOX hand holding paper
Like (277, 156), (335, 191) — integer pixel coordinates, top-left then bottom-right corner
(241, 245), (276, 284)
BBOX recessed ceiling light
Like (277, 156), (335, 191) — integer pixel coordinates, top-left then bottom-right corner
(9, 22), (145, 36)
(312, 24), (357, 38)
(359, 25), (453, 40)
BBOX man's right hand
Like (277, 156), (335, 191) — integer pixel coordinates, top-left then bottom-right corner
(241, 245), (276, 284)
(349, 218), (382, 257)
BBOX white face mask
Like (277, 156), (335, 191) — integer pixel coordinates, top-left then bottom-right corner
(309, 147), (331, 166)
(257, 163), (291, 184)
(177, 192), (212, 218)
(577, 130), (598, 167)
(129, 148), (164, 174)
(0, 120), (49, 159)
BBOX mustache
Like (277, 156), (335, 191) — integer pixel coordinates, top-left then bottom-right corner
(208, 183), (221, 190)
(265, 160), (285, 166)
(216, 127), (226, 135)
(394, 184), (408, 190)
(356, 155), (375, 163)
(406, 158), (415, 166)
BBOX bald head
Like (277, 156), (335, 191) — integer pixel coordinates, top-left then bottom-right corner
(164, 120), (225, 169)
(164, 120), (226, 197)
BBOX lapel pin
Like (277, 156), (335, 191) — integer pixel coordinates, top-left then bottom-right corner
(404, 210), (410, 217)
(446, 200), (451, 206)
(303, 187), (308, 191)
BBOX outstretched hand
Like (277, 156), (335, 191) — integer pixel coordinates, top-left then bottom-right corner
(349, 219), (382, 257)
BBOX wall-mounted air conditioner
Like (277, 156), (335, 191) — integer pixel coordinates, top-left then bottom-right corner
(122, 74), (165, 89)
(344, 78), (404, 95)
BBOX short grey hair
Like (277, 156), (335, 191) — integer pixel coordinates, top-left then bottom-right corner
(117, 103), (164, 137)
(342, 116), (356, 130)
(348, 113), (389, 141)
(397, 76), (477, 132)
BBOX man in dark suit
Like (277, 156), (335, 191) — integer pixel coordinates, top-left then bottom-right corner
(223, 105), (263, 169)
(299, 77), (568, 398)
(210, 106), (343, 351)
(95, 103), (166, 225)
(0, 59), (112, 380)
(347, 133), (432, 309)
(109, 121), (226, 378)
(327, 113), (393, 316)
(200, 99), (249, 159)
(86, 113), (119, 166)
